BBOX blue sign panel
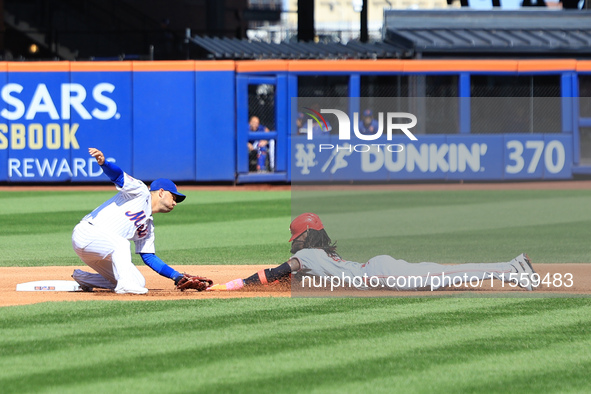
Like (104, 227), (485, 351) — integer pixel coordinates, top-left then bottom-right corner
(5, 70), (72, 181)
(1, 68), (132, 182)
(133, 71), (195, 181)
(503, 134), (572, 180)
(542, 134), (572, 179)
(71, 69), (133, 181)
(292, 134), (572, 182)
(446, 135), (504, 181)
(0, 67), (7, 182)
(0, 63), (240, 183)
(195, 70), (236, 182)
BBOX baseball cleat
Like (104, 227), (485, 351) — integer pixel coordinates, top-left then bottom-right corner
(510, 253), (538, 291)
(115, 285), (148, 294)
(72, 270), (94, 292)
(78, 283), (94, 292)
(115, 288), (148, 295)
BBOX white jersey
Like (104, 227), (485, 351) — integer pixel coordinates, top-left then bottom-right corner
(82, 173), (155, 254)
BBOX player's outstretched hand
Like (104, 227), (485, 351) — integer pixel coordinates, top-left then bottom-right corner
(175, 273), (214, 292)
(88, 148), (105, 165)
(207, 278), (244, 291)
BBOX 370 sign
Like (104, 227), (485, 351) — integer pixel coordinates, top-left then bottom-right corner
(505, 139), (566, 175)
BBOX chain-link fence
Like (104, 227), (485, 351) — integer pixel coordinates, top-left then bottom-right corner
(579, 75), (591, 118)
(253, 72), (567, 142)
(248, 84), (276, 173)
(297, 76), (349, 137)
(297, 74), (460, 135)
(298, 75), (350, 98)
(248, 84), (276, 130)
(579, 126), (591, 165)
(470, 75), (561, 134)
(361, 75), (459, 135)
(578, 80), (591, 164)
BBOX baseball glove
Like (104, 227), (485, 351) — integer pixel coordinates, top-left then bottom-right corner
(175, 273), (213, 292)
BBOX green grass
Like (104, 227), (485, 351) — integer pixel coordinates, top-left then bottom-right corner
(1, 298), (590, 393)
(1, 187), (591, 393)
(294, 189), (591, 263)
(3, 188), (591, 266)
(0, 190), (292, 266)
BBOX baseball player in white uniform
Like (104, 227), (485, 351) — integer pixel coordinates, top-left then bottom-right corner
(71, 147), (191, 294)
(208, 213), (539, 292)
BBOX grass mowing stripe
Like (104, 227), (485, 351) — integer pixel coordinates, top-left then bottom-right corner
(176, 190), (291, 205)
(161, 196), (591, 250)
(0, 298), (505, 368)
(0, 198), (289, 235)
(9, 215), (587, 266)
(0, 192), (114, 214)
(154, 198), (289, 226)
(326, 195), (591, 242)
(0, 297), (430, 341)
(196, 301), (591, 392)
(340, 219), (591, 264)
(0, 216), (290, 267)
(7, 205), (584, 265)
(5, 214), (588, 266)
(154, 217), (289, 250)
(456, 357), (591, 393)
(0, 299), (585, 383)
(0, 190), (290, 266)
(405, 338), (591, 393)
(162, 243), (291, 264)
(0, 231), (79, 267)
(2, 189), (589, 266)
(0, 190), (290, 214)
(0, 187), (588, 393)
(2, 298), (586, 393)
(59, 331), (591, 394)
(0, 211), (89, 235)
(265, 323), (591, 394)
(292, 189), (591, 214)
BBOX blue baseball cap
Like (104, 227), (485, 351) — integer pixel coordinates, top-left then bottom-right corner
(149, 178), (186, 202)
(363, 109), (373, 117)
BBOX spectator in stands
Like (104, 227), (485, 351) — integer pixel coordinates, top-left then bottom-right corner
(358, 109), (380, 135)
(248, 116), (271, 172)
(296, 112), (307, 134)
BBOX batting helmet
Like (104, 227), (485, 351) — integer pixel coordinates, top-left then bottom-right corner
(289, 213), (324, 242)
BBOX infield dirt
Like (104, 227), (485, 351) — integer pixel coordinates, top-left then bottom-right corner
(1, 264), (589, 307)
(3, 181), (591, 307)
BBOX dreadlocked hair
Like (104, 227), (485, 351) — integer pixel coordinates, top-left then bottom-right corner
(303, 229), (339, 258)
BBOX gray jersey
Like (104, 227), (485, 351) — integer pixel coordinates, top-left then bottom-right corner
(292, 248), (364, 279)
(292, 248), (515, 291)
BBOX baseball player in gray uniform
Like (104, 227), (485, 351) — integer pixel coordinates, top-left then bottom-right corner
(71, 147), (195, 294)
(208, 213), (538, 292)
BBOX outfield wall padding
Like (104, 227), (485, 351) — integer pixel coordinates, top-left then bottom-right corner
(0, 59), (589, 183)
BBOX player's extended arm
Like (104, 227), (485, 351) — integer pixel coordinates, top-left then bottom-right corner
(208, 259), (298, 291)
(140, 253), (184, 284)
(88, 147), (124, 187)
(141, 253), (213, 291)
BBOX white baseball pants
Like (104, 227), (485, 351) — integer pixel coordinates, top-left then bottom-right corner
(71, 221), (147, 293)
